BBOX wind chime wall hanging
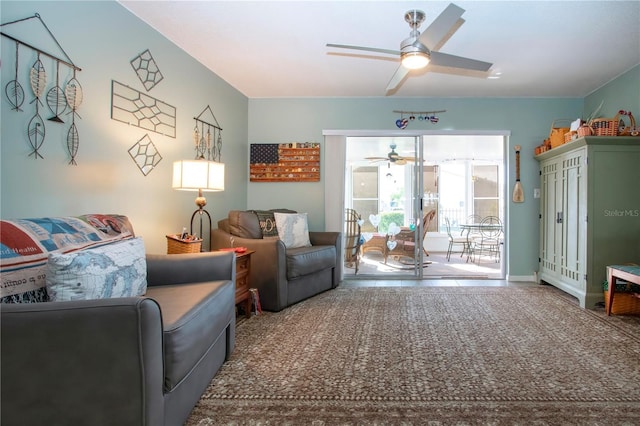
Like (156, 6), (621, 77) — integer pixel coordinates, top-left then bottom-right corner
(1, 13), (83, 164)
(193, 105), (223, 161)
(393, 109), (446, 129)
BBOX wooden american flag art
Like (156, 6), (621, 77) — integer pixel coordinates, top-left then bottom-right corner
(249, 143), (320, 182)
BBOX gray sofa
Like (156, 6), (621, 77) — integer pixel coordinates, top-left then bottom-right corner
(1, 215), (236, 426)
(211, 209), (341, 311)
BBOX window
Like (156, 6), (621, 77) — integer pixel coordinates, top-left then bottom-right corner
(472, 165), (499, 218)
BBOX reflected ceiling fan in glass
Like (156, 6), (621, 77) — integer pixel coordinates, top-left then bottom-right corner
(364, 143), (416, 165)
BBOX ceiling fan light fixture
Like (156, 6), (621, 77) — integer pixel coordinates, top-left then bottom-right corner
(401, 51), (430, 70)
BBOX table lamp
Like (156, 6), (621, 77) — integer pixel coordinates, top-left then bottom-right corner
(172, 159), (225, 250)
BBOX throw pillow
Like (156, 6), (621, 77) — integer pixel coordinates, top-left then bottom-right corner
(273, 213), (312, 249)
(46, 237), (147, 301)
(1, 215), (134, 303)
(252, 210), (279, 238)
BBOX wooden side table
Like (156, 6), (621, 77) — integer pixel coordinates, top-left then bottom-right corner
(606, 265), (640, 316)
(235, 250), (254, 318)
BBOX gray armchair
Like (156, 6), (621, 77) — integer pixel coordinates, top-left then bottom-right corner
(211, 210), (341, 311)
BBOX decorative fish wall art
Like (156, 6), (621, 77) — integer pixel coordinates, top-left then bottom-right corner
(29, 55), (47, 105)
(5, 42), (25, 111)
(65, 71), (83, 165)
(46, 61), (68, 122)
(1, 12), (83, 162)
(27, 53), (47, 159)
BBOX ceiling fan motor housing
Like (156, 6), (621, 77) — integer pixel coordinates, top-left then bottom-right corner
(400, 9), (430, 66)
(404, 10), (425, 28)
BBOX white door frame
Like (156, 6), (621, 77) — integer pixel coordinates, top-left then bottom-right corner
(324, 129), (510, 281)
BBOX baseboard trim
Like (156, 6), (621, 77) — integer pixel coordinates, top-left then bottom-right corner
(507, 274), (536, 283)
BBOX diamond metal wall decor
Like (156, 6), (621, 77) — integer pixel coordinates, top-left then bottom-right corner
(130, 49), (163, 91)
(128, 134), (162, 176)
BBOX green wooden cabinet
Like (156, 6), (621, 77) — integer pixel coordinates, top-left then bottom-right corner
(536, 136), (640, 308)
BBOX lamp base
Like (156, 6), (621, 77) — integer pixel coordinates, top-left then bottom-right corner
(190, 208), (212, 252)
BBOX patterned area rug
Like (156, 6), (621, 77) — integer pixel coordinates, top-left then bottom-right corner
(186, 286), (640, 425)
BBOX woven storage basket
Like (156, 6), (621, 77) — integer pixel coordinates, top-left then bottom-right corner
(603, 290), (640, 315)
(564, 131), (577, 143)
(549, 119), (571, 148)
(590, 113), (621, 136)
(166, 235), (202, 254)
(577, 125), (592, 137)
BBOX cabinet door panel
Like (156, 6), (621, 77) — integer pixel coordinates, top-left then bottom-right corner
(560, 151), (586, 287)
(540, 160), (559, 274)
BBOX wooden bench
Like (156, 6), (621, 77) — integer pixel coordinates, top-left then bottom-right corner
(606, 265), (640, 316)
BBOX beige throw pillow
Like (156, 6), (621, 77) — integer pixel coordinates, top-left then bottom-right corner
(273, 213), (312, 249)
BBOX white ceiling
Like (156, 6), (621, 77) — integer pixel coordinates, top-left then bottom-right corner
(120, 1), (639, 98)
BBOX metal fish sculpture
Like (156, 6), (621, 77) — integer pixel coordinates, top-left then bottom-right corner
(216, 131), (223, 161)
(64, 71), (83, 165)
(67, 122), (79, 165)
(5, 42), (25, 111)
(64, 76), (83, 118)
(28, 112), (45, 159)
(193, 125), (200, 150)
(29, 54), (47, 105)
(46, 61), (68, 122)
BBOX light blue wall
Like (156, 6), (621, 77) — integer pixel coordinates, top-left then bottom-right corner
(0, 1), (249, 254)
(584, 64), (639, 120)
(248, 97), (584, 277)
(2, 1), (636, 276)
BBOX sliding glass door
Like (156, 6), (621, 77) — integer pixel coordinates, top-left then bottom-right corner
(342, 133), (505, 280)
(345, 136), (423, 278)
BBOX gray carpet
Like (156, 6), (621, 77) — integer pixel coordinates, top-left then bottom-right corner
(186, 286), (640, 425)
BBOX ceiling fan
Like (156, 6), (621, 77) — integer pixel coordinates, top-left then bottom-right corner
(327, 3), (493, 94)
(365, 144), (416, 165)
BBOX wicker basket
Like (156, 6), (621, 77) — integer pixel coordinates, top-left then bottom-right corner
(590, 116), (619, 136)
(604, 290), (640, 315)
(549, 119), (571, 148)
(577, 125), (592, 137)
(166, 234), (202, 254)
(564, 131), (577, 143)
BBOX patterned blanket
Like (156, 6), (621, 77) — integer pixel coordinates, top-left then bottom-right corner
(1, 214), (134, 303)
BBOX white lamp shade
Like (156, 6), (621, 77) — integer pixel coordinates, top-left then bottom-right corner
(172, 160), (225, 192)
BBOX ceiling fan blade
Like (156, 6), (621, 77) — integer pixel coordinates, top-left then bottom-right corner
(385, 65), (410, 92)
(429, 51), (492, 72)
(364, 157), (388, 161)
(327, 43), (400, 56)
(419, 3), (465, 51)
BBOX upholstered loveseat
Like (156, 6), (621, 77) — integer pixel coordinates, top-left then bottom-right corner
(1, 214), (236, 426)
(211, 209), (341, 311)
